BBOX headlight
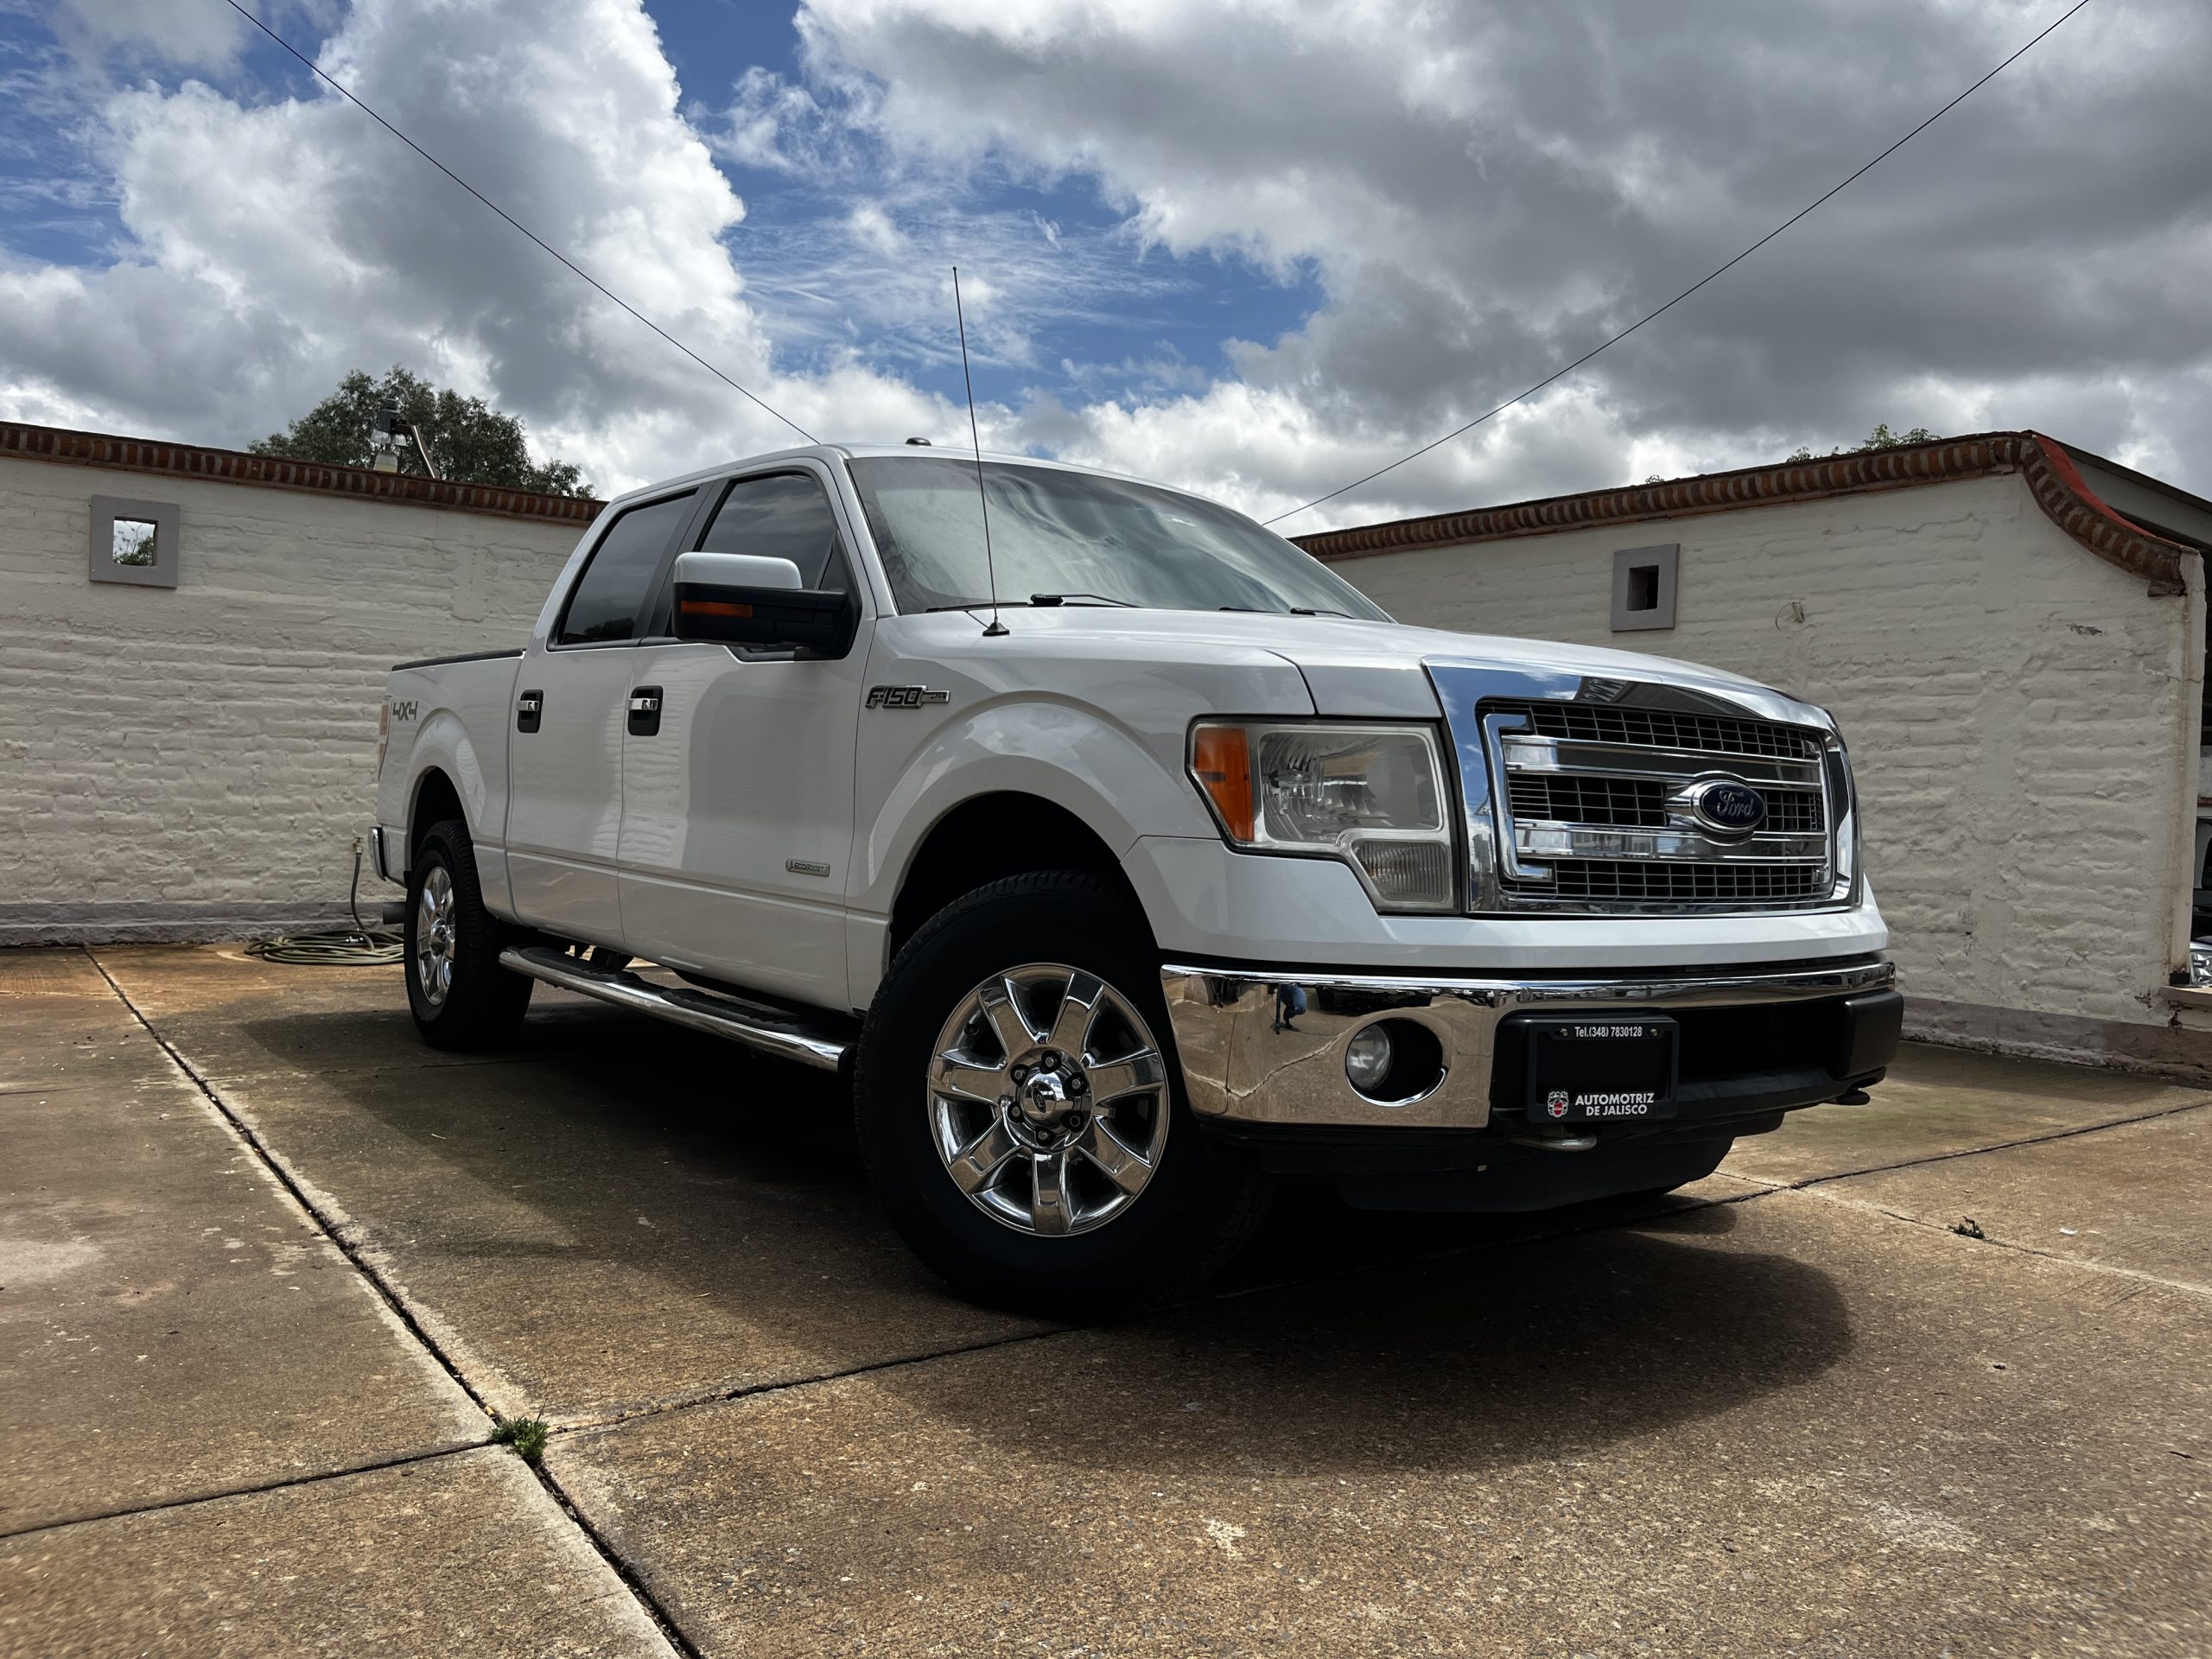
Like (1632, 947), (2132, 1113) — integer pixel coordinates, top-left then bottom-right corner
(1189, 720), (1458, 912)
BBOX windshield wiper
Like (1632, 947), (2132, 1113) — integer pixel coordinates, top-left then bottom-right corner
(923, 594), (1138, 613)
(1218, 605), (1354, 618)
(1027, 592), (1136, 607)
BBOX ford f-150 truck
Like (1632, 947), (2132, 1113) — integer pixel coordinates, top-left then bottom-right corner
(372, 444), (1900, 1315)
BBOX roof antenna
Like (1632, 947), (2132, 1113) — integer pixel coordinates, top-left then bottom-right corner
(952, 266), (1007, 638)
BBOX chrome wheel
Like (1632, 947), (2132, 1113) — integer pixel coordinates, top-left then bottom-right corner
(927, 963), (1171, 1237)
(414, 865), (457, 1007)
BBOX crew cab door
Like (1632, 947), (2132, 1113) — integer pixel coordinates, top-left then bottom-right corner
(504, 488), (699, 945)
(616, 465), (869, 1008)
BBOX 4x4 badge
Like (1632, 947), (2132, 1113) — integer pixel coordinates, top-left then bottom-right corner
(866, 684), (950, 709)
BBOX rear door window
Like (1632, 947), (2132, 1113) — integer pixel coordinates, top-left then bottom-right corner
(557, 491), (697, 645)
(697, 473), (849, 594)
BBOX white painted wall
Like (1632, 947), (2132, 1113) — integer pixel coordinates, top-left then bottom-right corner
(0, 454), (591, 941)
(5, 447), (2202, 1061)
(1333, 473), (2205, 1044)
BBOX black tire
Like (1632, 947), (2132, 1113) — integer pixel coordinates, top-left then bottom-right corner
(404, 818), (532, 1051)
(854, 870), (1269, 1319)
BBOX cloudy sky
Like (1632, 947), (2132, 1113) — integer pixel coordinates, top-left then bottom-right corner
(2, 0), (2206, 529)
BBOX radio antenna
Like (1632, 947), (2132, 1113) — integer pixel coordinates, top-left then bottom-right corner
(951, 267), (1007, 638)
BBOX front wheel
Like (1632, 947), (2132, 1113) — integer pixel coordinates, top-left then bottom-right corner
(853, 871), (1268, 1319)
(404, 818), (532, 1050)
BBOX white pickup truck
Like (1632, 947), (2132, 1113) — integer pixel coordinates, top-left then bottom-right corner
(373, 443), (1899, 1315)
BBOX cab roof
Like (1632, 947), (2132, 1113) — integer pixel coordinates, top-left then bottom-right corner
(596, 442), (1195, 514)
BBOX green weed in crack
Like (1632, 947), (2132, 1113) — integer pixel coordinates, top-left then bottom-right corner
(491, 1415), (549, 1465)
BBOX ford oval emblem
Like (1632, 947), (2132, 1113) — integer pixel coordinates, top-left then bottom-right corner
(1692, 779), (1768, 836)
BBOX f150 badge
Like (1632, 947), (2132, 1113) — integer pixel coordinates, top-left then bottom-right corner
(866, 684), (950, 709)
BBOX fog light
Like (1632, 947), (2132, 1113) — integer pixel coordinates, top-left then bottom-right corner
(1344, 1025), (1394, 1094)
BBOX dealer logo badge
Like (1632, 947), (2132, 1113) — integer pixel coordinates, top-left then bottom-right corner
(1545, 1090), (1572, 1120)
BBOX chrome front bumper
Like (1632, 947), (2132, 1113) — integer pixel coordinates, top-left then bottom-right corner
(1160, 957), (1897, 1130)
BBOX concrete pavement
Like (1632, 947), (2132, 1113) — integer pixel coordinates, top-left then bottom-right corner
(0, 951), (486, 1535)
(3, 943), (2208, 1656)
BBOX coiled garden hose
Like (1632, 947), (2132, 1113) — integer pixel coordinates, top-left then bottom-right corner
(244, 838), (406, 966)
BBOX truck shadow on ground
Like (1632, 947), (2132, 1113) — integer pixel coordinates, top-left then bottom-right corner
(229, 999), (1849, 1465)
(875, 1211), (1848, 1478)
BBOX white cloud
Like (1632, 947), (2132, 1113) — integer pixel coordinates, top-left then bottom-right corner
(783, 0), (2212, 524)
(847, 202), (906, 256)
(4, 0), (2209, 530)
(47, 0), (252, 73)
(0, 0), (950, 493)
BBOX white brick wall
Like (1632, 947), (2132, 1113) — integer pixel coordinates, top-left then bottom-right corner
(0, 454), (588, 940)
(6, 448), (2202, 1054)
(1334, 472), (2205, 1037)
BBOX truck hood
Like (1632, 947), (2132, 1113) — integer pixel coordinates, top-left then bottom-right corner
(959, 607), (1823, 727)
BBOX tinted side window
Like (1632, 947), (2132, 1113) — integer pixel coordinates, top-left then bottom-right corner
(557, 492), (696, 645)
(699, 473), (848, 593)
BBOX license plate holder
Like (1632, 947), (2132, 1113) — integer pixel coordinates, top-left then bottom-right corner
(1523, 1014), (1679, 1123)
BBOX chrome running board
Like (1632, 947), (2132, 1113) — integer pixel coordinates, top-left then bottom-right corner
(499, 945), (850, 1072)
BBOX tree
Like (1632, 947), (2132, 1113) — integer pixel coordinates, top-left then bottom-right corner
(1786, 423), (1939, 464)
(251, 366), (589, 496)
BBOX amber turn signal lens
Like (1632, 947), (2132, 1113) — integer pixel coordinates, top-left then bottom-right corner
(680, 598), (753, 619)
(1191, 724), (1255, 841)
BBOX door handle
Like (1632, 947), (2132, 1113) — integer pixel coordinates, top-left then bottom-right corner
(627, 686), (664, 738)
(516, 689), (543, 734)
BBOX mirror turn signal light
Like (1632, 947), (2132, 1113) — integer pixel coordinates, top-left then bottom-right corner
(680, 598), (753, 620)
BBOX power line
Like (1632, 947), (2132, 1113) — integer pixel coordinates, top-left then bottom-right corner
(219, 0), (818, 445)
(1262, 0), (2094, 528)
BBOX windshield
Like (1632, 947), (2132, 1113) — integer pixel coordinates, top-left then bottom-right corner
(846, 455), (1392, 620)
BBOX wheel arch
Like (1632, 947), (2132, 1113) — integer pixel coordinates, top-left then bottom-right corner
(408, 766), (467, 861)
(887, 792), (1151, 963)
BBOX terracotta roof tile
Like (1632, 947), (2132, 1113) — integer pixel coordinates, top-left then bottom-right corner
(1292, 430), (2194, 596)
(0, 419), (602, 525)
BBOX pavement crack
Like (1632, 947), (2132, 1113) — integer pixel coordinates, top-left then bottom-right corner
(540, 1183), (1782, 1441)
(81, 946), (704, 1659)
(0, 1445), (483, 1543)
(66, 951), (2209, 1650)
(82, 948), (500, 1415)
(1790, 1184), (2212, 1298)
(1776, 1096), (2212, 1192)
(539, 1324), (1077, 1442)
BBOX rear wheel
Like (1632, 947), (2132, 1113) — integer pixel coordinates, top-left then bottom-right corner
(404, 818), (532, 1050)
(855, 871), (1268, 1319)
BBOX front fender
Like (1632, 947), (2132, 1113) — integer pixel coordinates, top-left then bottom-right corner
(851, 696), (1218, 918)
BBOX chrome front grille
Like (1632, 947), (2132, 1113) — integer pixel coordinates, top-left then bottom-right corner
(1478, 694), (1841, 915)
(1507, 774), (1668, 828)
(1511, 701), (1821, 761)
(1762, 790), (1825, 834)
(1545, 859), (1833, 904)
